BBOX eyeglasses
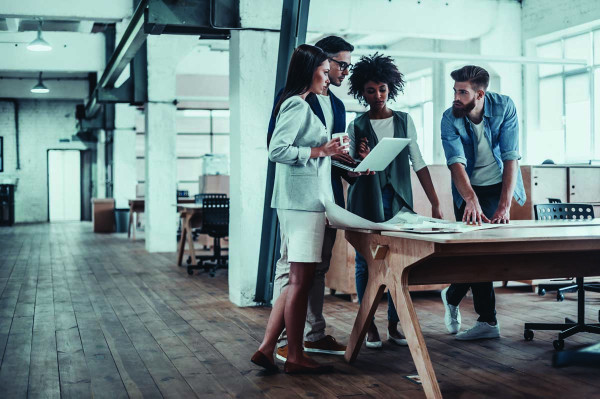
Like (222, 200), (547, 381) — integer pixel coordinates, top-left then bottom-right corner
(329, 58), (352, 72)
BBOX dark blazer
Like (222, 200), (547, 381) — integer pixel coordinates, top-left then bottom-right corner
(268, 89), (354, 207)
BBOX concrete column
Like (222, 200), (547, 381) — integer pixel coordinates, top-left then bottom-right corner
(113, 104), (137, 209)
(144, 35), (196, 253)
(96, 129), (106, 198)
(228, 30), (279, 306)
(431, 41), (446, 165)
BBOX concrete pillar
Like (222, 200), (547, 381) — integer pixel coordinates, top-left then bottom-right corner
(431, 41), (446, 165)
(228, 30), (279, 306)
(113, 104), (137, 209)
(96, 129), (106, 198)
(144, 35), (196, 253)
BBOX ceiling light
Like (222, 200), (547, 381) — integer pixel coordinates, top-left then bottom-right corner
(31, 72), (49, 94)
(27, 20), (52, 52)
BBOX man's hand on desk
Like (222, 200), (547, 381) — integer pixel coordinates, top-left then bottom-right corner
(491, 204), (510, 224)
(462, 198), (490, 225)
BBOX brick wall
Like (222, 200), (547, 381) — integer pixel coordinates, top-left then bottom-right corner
(0, 100), (93, 223)
(522, 0), (600, 39)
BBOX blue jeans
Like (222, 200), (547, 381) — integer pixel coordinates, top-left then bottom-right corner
(354, 185), (399, 323)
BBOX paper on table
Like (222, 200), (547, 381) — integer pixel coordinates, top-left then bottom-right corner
(325, 200), (499, 233)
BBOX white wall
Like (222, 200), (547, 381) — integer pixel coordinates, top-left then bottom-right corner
(0, 100), (89, 223)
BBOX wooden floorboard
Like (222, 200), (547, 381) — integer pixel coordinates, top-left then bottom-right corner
(1, 222), (600, 398)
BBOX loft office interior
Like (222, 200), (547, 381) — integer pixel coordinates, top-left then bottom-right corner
(1, 0), (600, 398)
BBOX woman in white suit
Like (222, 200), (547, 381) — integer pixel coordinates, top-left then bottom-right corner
(252, 44), (348, 374)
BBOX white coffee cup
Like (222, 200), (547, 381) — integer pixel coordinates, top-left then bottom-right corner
(332, 132), (350, 148)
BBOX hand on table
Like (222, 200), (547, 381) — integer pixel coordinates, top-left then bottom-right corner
(462, 198), (490, 225)
(491, 205), (510, 224)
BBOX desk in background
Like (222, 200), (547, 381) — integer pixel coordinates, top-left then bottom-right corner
(127, 198), (196, 240)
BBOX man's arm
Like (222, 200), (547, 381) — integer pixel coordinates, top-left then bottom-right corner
(449, 163), (490, 224)
(491, 97), (521, 224)
(415, 167), (443, 219)
(441, 112), (488, 224)
(490, 160), (517, 224)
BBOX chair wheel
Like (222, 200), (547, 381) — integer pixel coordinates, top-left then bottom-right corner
(538, 288), (546, 296)
(186, 256), (192, 265)
(553, 339), (565, 351)
(524, 329), (534, 341)
(557, 293), (565, 302)
(187, 268), (194, 275)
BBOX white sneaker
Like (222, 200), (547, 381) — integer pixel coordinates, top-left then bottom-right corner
(387, 331), (408, 346)
(441, 287), (461, 334)
(455, 321), (500, 341)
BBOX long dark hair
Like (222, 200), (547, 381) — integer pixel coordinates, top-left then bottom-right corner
(273, 44), (328, 117)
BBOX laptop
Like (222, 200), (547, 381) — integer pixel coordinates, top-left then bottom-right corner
(332, 137), (411, 173)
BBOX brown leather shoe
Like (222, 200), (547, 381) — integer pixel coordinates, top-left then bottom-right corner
(275, 345), (310, 361)
(304, 335), (346, 355)
(284, 360), (334, 374)
(251, 351), (278, 372)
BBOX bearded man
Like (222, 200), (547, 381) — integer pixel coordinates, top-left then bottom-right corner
(439, 65), (526, 341)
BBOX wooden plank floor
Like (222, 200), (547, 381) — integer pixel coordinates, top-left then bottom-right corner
(1, 222), (600, 398)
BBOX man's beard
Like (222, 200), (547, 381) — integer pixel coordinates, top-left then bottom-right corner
(452, 97), (476, 118)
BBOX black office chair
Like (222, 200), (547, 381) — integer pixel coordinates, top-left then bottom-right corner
(535, 200), (600, 300)
(190, 193), (228, 243)
(187, 196), (229, 277)
(524, 203), (600, 350)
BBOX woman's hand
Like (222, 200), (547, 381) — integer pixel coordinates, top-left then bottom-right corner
(432, 205), (444, 220)
(357, 137), (370, 160)
(313, 137), (349, 158)
(347, 169), (375, 177)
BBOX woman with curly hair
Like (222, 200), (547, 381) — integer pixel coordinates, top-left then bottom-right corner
(346, 53), (444, 348)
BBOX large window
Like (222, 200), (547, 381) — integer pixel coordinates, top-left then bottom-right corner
(135, 109), (230, 197)
(536, 31), (600, 163)
(395, 72), (434, 164)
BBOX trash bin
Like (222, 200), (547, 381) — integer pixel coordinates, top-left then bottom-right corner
(92, 198), (115, 233)
(114, 208), (129, 233)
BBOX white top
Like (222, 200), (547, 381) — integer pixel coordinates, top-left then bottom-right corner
(469, 119), (502, 186)
(317, 94), (334, 133)
(347, 115), (427, 172)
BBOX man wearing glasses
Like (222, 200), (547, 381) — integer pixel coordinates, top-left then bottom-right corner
(266, 36), (355, 362)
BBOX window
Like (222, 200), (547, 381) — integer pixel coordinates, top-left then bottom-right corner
(136, 109), (230, 196)
(536, 31), (600, 163)
(395, 73), (433, 164)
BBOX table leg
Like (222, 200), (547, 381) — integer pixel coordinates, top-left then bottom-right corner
(186, 215), (197, 266)
(391, 272), (442, 399)
(128, 208), (133, 239)
(177, 215), (187, 266)
(132, 212), (137, 240)
(344, 278), (386, 363)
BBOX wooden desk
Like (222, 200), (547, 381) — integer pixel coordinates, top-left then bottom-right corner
(176, 205), (203, 267)
(128, 198), (196, 240)
(341, 223), (600, 399)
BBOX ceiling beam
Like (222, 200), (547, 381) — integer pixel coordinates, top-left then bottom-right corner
(353, 49), (589, 66)
(5, 18), (19, 32)
(78, 21), (95, 33)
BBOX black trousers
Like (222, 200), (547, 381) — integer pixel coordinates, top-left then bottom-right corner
(446, 183), (502, 323)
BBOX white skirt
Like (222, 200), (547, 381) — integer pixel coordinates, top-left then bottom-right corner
(277, 209), (326, 263)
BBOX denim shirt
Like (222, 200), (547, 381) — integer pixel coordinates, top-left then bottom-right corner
(441, 91), (526, 209)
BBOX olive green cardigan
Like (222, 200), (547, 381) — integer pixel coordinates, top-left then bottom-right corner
(346, 111), (414, 223)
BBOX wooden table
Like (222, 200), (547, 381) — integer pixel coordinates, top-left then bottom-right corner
(128, 198), (196, 240)
(340, 222), (600, 399)
(176, 205), (204, 267)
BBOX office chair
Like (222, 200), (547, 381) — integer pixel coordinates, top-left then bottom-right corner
(535, 200), (600, 300)
(524, 203), (600, 350)
(189, 193), (228, 243)
(187, 196), (229, 277)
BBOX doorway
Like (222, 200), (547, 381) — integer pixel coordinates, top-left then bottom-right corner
(48, 150), (81, 222)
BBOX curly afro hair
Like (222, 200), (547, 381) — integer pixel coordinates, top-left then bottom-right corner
(348, 53), (405, 106)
